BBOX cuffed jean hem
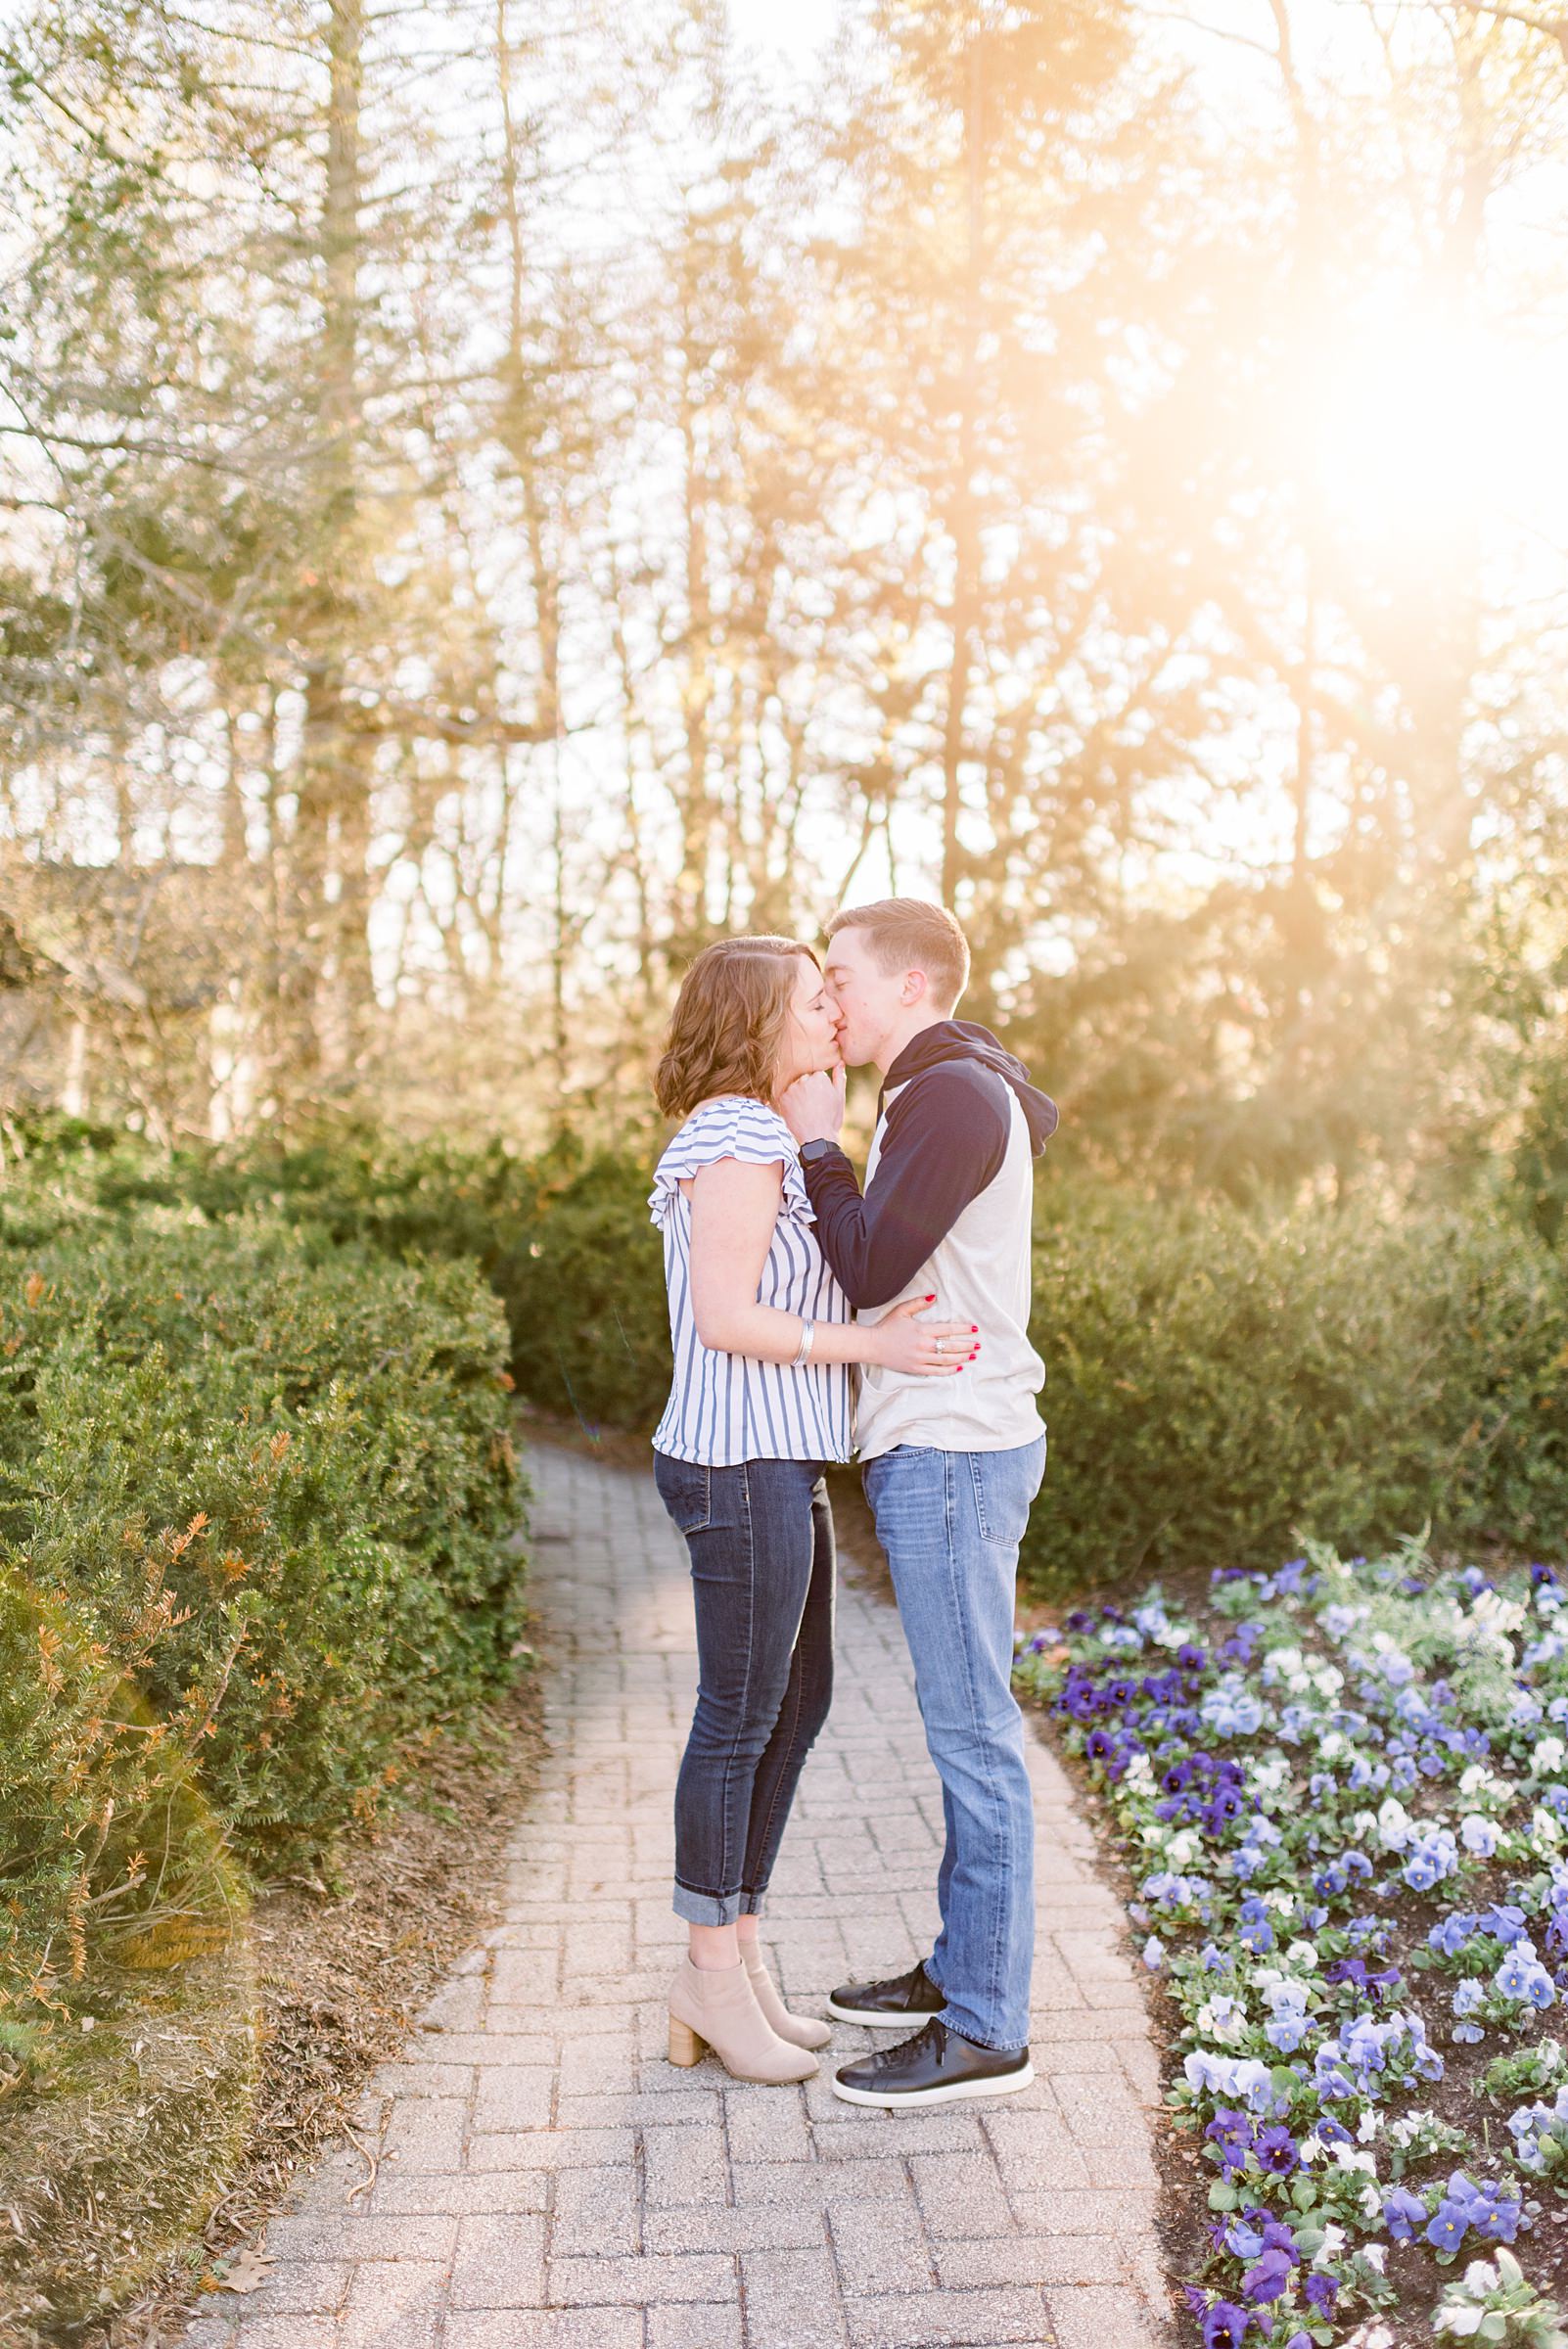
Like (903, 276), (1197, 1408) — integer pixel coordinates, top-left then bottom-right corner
(672, 1883), (754, 1926)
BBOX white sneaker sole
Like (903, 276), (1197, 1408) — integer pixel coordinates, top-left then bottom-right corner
(824, 1998), (943, 2029)
(831, 2059), (1035, 2108)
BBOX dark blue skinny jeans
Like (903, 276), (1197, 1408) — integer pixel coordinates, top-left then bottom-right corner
(654, 1451), (836, 1926)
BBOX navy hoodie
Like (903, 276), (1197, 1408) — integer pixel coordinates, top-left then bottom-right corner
(801, 1020), (1058, 1311)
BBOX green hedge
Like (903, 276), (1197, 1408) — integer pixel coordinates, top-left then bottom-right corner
(1024, 1184), (1568, 1591)
(0, 1182), (523, 2036)
(13, 1122), (1568, 1605)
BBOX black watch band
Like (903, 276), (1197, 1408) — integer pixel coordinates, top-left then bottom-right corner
(799, 1137), (840, 1168)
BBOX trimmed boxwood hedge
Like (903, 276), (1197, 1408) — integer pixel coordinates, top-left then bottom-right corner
(14, 1120), (1568, 1602)
(0, 1174), (523, 2043)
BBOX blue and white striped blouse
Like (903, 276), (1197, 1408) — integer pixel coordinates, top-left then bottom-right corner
(649, 1095), (853, 1467)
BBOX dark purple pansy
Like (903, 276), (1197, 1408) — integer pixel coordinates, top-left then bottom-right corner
(1240, 2246), (1294, 2304)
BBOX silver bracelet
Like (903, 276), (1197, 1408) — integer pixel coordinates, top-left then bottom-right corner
(791, 1316), (815, 1369)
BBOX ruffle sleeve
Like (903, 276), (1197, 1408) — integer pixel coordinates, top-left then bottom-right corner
(649, 1096), (815, 1232)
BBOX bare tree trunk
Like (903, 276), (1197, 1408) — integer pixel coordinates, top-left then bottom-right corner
(938, 25), (985, 913)
(293, 0), (374, 1098)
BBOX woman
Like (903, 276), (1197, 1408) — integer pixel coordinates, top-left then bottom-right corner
(650, 935), (980, 2084)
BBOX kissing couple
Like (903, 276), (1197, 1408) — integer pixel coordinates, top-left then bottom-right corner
(648, 897), (1059, 2108)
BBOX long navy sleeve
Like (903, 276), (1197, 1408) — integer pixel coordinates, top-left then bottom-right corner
(801, 1061), (1012, 1310)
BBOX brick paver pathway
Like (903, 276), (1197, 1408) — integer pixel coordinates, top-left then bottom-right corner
(179, 1444), (1172, 2349)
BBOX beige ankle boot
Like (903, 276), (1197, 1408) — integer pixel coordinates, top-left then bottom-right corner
(742, 1947), (832, 2050)
(667, 1957), (818, 2083)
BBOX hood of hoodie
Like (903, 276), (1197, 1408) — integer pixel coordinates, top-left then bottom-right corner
(881, 1020), (1059, 1156)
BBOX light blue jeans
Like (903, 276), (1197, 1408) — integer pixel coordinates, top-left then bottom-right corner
(862, 1436), (1046, 2052)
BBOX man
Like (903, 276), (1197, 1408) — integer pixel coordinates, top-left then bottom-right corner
(779, 897), (1057, 2108)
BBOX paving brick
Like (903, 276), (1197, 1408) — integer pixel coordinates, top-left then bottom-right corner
(172, 1444), (1171, 2349)
(545, 2253), (735, 2305)
(369, 2170), (549, 2215)
(724, 2082), (815, 2164)
(549, 2164), (642, 2257)
(909, 2151), (1017, 2238)
(382, 2095), (466, 2172)
(1007, 2188), (1160, 2236)
(843, 2285), (1052, 2345)
(827, 2191), (933, 2293)
(261, 2213), (456, 2265)
(643, 2202), (825, 2254)
(741, 2247), (850, 2349)
(1044, 2282), (1166, 2348)
(444, 2313), (642, 2349)
(647, 2306), (745, 2349)
(938, 2233), (1130, 2287)
(234, 2323), (336, 2349)
(811, 2110), (990, 2160)
(641, 2122), (731, 2207)
(449, 2213), (547, 2308)
(471, 2066), (554, 2133)
(731, 2159), (911, 2211)
(339, 2259), (446, 2348)
(239, 2261), (347, 2314)
(1081, 2142), (1161, 2188)
(467, 2126), (634, 2172)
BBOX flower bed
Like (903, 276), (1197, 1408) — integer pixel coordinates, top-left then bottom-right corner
(1014, 1541), (1568, 2348)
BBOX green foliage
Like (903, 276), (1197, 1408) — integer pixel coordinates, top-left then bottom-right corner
(1433, 2248), (1567, 2346)
(15, 1120), (1568, 1624)
(1484, 2040), (1567, 2104)
(18, 1120), (671, 1432)
(1023, 1181), (1568, 1592)
(0, 1178), (523, 2041)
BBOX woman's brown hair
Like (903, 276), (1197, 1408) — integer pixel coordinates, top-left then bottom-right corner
(655, 937), (818, 1120)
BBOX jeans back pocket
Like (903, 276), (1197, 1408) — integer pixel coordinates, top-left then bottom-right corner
(654, 1451), (713, 1534)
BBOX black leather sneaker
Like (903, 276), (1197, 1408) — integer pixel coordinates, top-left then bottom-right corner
(832, 2016), (1035, 2108)
(826, 1958), (945, 2029)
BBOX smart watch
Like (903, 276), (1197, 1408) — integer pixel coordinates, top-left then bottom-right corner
(799, 1137), (840, 1168)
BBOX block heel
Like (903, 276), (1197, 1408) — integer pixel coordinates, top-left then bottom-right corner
(668, 2016), (706, 2066)
(665, 1956), (817, 2083)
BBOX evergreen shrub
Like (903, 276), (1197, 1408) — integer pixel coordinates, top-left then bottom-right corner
(15, 1121), (1567, 1606)
(0, 1187), (522, 2035)
(1023, 1183), (1568, 1591)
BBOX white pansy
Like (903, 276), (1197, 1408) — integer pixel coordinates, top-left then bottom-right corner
(1360, 2243), (1388, 2275)
(1376, 1796), (1413, 1851)
(1317, 1730), (1348, 1761)
(1124, 1753), (1154, 1788)
(1531, 1735), (1566, 1777)
(1312, 1664), (1344, 1697)
(1358, 2182), (1382, 2220)
(1165, 1830), (1201, 1868)
(1264, 1890), (1297, 1915)
(1357, 2107), (1381, 2142)
(1317, 2223), (1347, 2259)
(1285, 1940), (1320, 1971)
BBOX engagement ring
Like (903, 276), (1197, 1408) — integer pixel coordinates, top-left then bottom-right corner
(935, 1337), (945, 1356)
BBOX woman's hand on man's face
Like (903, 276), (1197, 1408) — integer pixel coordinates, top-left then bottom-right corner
(779, 1066), (846, 1145)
